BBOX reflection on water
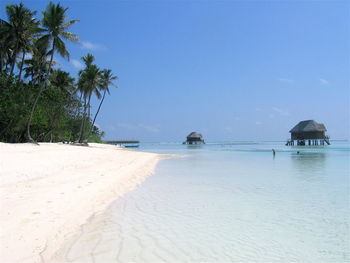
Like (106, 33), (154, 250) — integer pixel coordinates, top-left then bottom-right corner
(185, 144), (204, 149)
(290, 151), (327, 181)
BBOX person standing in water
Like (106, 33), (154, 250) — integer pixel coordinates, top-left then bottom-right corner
(272, 149), (276, 157)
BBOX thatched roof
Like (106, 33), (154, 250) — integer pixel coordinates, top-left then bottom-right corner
(290, 120), (327, 133)
(187, 132), (203, 139)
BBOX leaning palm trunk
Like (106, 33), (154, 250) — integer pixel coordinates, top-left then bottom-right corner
(78, 96), (88, 143)
(26, 82), (45, 143)
(87, 89), (106, 139)
(83, 93), (92, 142)
(26, 42), (55, 143)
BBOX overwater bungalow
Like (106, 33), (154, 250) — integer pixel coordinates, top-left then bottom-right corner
(183, 132), (205, 145)
(286, 120), (330, 146)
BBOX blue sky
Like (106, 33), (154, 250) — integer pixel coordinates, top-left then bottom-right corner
(2, 0), (349, 141)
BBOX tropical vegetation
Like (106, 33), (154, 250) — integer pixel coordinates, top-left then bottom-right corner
(0, 2), (117, 143)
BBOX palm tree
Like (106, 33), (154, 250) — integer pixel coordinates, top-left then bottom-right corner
(0, 18), (14, 73)
(74, 53), (94, 116)
(78, 63), (101, 143)
(45, 69), (75, 141)
(26, 2), (78, 143)
(81, 53), (94, 69)
(1, 3), (39, 77)
(39, 2), (79, 72)
(50, 69), (75, 95)
(76, 53), (94, 106)
(88, 69), (117, 138)
(24, 41), (51, 84)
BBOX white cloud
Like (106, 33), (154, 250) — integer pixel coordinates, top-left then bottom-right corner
(118, 123), (136, 130)
(320, 78), (329, 85)
(81, 41), (106, 51)
(138, 124), (160, 133)
(71, 59), (83, 69)
(278, 78), (294, 83)
(272, 107), (289, 116)
(255, 121), (262, 125)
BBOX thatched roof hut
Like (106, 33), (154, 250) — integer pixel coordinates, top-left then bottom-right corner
(184, 132), (205, 144)
(287, 120), (330, 145)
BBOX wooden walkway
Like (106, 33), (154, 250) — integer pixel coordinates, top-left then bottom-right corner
(104, 140), (140, 144)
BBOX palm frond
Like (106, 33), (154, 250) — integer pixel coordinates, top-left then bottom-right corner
(61, 19), (79, 30)
(60, 31), (79, 42)
(55, 37), (69, 60)
(37, 34), (51, 50)
(81, 53), (94, 67)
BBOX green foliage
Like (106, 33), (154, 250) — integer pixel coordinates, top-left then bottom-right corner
(0, 75), (31, 142)
(0, 2), (116, 144)
(0, 72), (104, 143)
(88, 126), (105, 143)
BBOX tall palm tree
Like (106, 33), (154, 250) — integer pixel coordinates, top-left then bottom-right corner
(0, 18), (14, 73)
(39, 2), (79, 72)
(88, 69), (117, 138)
(46, 69), (75, 141)
(50, 69), (75, 95)
(81, 53), (94, 69)
(26, 2), (78, 143)
(24, 41), (51, 84)
(76, 53), (94, 106)
(78, 63), (101, 143)
(2, 3), (39, 77)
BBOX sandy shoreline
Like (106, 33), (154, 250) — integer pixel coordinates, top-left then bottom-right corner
(0, 143), (164, 263)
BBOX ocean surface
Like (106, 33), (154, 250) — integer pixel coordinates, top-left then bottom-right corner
(60, 141), (349, 262)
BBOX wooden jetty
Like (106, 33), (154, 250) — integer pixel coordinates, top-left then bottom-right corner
(104, 140), (140, 148)
(105, 140), (139, 144)
(286, 120), (330, 146)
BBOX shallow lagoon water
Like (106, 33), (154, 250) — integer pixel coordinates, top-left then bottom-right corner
(60, 142), (349, 262)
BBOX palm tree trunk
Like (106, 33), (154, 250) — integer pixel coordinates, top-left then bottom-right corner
(18, 50), (26, 81)
(78, 96), (87, 143)
(74, 92), (83, 117)
(88, 89), (106, 138)
(87, 94), (92, 121)
(26, 42), (55, 143)
(84, 93), (92, 141)
(46, 43), (55, 77)
(26, 83), (45, 143)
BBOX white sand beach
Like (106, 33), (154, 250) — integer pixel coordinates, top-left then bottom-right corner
(0, 143), (162, 263)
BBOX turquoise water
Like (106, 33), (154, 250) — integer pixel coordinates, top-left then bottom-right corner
(62, 141), (349, 262)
